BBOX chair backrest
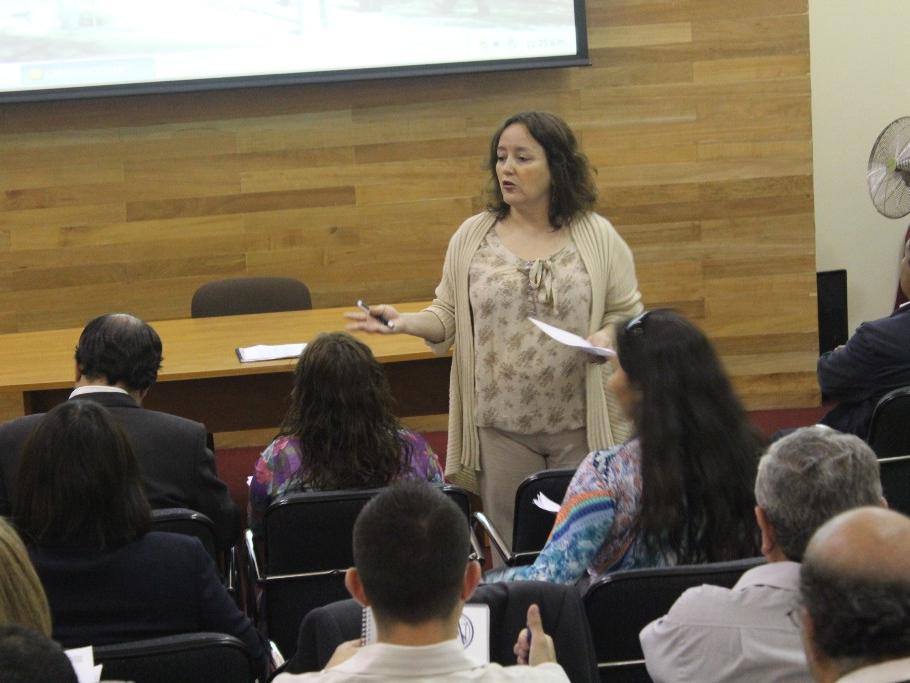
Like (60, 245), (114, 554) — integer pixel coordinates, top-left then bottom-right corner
(261, 485), (472, 658)
(282, 581), (599, 683)
(150, 508), (217, 562)
(512, 468), (574, 554)
(868, 385), (910, 457)
(879, 455), (910, 516)
(190, 277), (312, 318)
(583, 557), (766, 683)
(93, 632), (256, 683)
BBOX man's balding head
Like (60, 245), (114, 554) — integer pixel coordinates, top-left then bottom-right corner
(75, 313), (162, 391)
(800, 507), (910, 681)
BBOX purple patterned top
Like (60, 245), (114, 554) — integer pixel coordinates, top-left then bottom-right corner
(488, 438), (674, 585)
(247, 429), (443, 535)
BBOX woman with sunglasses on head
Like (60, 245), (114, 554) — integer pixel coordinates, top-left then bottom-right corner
(347, 112), (643, 551)
(487, 309), (763, 585)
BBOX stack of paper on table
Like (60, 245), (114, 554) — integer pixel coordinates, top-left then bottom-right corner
(235, 342), (307, 363)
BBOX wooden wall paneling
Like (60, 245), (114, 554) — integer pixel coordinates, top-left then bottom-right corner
(0, 0), (817, 412)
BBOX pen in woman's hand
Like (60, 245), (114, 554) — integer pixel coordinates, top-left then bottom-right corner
(356, 300), (395, 329)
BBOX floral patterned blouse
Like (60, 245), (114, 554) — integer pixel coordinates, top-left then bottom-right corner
(247, 429), (443, 535)
(487, 438), (674, 585)
(469, 225), (591, 434)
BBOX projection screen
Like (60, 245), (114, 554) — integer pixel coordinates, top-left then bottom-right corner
(0, 0), (588, 102)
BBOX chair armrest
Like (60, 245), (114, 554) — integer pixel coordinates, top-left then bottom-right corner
(269, 639), (285, 669)
(224, 546), (237, 592)
(468, 529), (485, 566)
(508, 550), (541, 567)
(244, 529), (261, 582)
(473, 512), (514, 565)
(241, 529), (261, 622)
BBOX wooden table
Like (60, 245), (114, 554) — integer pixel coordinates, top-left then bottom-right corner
(0, 303), (451, 431)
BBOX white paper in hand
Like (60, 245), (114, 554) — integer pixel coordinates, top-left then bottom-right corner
(533, 491), (561, 513)
(528, 318), (615, 358)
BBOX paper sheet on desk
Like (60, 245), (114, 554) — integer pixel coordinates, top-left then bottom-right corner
(236, 343), (307, 363)
(528, 318), (616, 358)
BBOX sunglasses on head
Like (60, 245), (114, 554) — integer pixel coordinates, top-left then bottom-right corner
(624, 310), (650, 336)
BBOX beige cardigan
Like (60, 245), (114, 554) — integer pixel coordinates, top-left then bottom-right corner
(425, 211), (643, 492)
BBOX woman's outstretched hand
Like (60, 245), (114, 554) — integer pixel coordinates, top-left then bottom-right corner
(345, 303), (401, 334)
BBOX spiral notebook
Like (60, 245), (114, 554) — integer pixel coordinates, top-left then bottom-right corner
(361, 604), (490, 664)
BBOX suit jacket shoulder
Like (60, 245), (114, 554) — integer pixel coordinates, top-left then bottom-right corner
(0, 413), (45, 515)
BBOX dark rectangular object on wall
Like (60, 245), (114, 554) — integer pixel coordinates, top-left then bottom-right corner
(817, 269), (848, 354)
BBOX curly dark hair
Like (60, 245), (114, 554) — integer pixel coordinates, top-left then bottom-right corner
(74, 314), (162, 391)
(485, 111), (597, 228)
(801, 560), (910, 662)
(14, 400), (151, 549)
(277, 332), (409, 490)
(616, 309), (762, 563)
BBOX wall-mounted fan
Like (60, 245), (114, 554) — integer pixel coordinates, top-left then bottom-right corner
(868, 116), (910, 218)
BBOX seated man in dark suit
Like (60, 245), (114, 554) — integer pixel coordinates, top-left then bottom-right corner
(0, 313), (240, 549)
(273, 480), (571, 682)
(817, 238), (910, 439)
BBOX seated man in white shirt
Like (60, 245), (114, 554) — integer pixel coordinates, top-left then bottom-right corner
(273, 480), (570, 682)
(640, 426), (885, 683)
(800, 507), (910, 683)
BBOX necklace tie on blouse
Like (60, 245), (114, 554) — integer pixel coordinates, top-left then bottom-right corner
(526, 257), (557, 311)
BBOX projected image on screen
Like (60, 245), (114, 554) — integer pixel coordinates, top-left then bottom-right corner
(0, 0), (585, 101)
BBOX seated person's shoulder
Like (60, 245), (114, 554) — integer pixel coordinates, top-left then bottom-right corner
(137, 406), (206, 432)
(131, 531), (211, 567)
(662, 583), (738, 624)
(0, 413), (43, 438)
(481, 662), (571, 682)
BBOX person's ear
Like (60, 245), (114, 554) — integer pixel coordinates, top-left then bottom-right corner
(74, 361), (83, 383)
(880, 495), (889, 509)
(461, 560), (482, 601)
(345, 568), (370, 607)
(755, 506), (777, 557)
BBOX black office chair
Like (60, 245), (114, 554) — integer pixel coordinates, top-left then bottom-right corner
(280, 581), (599, 683)
(473, 468), (574, 566)
(93, 633), (257, 683)
(151, 507), (238, 600)
(245, 485), (478, 659)
(583, 557), (766, 683)
(868, 386), (910, 457)
(190, 277), (312, 318)
(151, 508), (218, 561)
(879, 454), (910, 516)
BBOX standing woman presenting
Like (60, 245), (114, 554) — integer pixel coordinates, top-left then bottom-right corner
(347, 112), (642, 546)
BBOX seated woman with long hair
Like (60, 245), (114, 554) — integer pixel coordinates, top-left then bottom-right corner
(489, 309), (763, 585)
(248, 332), (443, 534)
(0, 517), (51, 637)
(14, 401), (266, 667)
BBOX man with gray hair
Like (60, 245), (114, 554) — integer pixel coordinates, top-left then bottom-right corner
(639, 425), (885, 682)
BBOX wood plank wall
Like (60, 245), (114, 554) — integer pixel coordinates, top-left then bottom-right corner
(0, 0), (816, 413)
